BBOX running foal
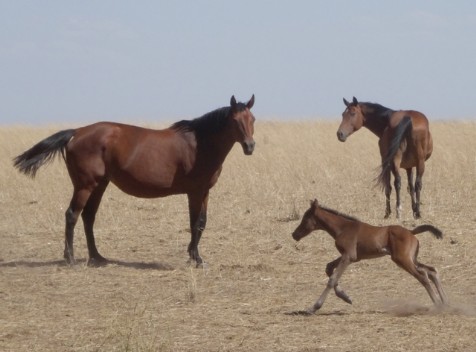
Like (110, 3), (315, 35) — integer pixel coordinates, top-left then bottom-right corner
(292, 199), (448, 314)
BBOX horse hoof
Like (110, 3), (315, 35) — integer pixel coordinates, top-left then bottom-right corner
(196, 261), (208, 269)
(64, 257), (76, 265)
(87, 257), (108, 267)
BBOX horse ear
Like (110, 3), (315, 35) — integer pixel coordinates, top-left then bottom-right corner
(310, 199), (318, 208)
(247, 94), (255, 109)
(230, 95), (237, 108)
(343, 98), (350, 107)
(352, 96), (358, 105)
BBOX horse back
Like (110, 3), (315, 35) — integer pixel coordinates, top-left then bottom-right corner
(65, 122), (197, 197)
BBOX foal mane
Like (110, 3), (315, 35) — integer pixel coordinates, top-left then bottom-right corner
(171, 102), (248, 138)
(319, 205), (359, 222)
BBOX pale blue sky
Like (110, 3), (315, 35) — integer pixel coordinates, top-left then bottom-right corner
(1, 1), (475, 125)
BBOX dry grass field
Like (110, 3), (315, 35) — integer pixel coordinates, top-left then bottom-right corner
(1, 120), (475, 352)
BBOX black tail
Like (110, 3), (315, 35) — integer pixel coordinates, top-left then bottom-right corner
(13, 129), (76, 177)
(376, 116), (412, 190)
(411, 225), (443, 239)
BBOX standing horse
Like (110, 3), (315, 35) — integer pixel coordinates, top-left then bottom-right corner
(337, 97), (433, 219)
(13, 95), (256, 267)
(292, 199), (447, 314)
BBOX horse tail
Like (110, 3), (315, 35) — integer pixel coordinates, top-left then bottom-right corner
(376, 115), (412, 190)
(411, 225), (443, 239)
(13, 129), (76, 177)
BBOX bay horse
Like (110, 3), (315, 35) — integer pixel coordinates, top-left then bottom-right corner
(292, 199), (447, 314)
(13, 95), (256, 267)
(337, 97), (433, 219)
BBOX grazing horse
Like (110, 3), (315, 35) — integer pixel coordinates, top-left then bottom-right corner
(13, 95), (256, 267)
(337, 97), (433, 219)
(292, 199), (447, 314)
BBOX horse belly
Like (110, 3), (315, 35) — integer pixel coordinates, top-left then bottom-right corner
(108, 160), (187, 198)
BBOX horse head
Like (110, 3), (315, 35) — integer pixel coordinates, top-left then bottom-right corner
(292, 199), (320, 241)
(337, 97), (364, 142)
(229, 95), (256, 155)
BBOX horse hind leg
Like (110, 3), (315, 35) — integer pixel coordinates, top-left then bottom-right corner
(384, 182), (392, 219)
(81, 180), (109, 267)
(406, 168), (418, 217)
(393, 167), (402, 219)
(418, 263), (448, 305)
(64, 188), (92, 264)
(414, 175), (423, 219)
(392, 252), (440, 304)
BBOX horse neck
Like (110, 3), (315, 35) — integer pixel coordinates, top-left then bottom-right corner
(197, 127), (236, 164)
(361, 105), (390, 138)
(316, 208), (348, 239)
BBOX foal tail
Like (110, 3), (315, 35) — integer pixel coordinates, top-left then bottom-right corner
(411, 225), (443, 239)
(13, 129), (76, 177)
(376, 116), (412, 190)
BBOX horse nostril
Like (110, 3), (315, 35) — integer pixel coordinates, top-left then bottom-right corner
(337, 131), (346, 142)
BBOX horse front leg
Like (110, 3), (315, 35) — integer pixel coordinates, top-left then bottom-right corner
(306, 257), (351, 314)
(187, 191), (209, 267)
(326, 257), (352, 304)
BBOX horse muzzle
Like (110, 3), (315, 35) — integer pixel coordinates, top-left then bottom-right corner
(292, 230), (304, 241)
(336, 130), (347, 142)
(242, 140), (255, 155)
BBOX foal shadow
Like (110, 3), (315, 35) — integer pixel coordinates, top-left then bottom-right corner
(285, 309), (348, 317)
(0, 258), (174, 271)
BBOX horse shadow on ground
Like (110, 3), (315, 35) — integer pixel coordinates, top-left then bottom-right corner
(0, 258), (174, 271)
(285, 302), (476, 317)
(284, 309), (349, 317)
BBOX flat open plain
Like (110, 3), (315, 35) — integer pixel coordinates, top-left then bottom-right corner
(1, 121), (475, 351)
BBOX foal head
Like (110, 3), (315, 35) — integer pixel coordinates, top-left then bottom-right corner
(292, 199), (321, 241)
(229, 95), (256, 155)
(337, 96), (365, 142)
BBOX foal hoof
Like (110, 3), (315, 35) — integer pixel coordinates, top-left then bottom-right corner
(87, 256), (109, 267)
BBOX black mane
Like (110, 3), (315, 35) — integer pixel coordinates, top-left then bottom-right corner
(361, 102), (395, 121)
(320, 205), (359, 222)
(171, 102), (248, 138)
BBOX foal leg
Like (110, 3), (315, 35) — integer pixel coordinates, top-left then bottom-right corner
(81, 180), (109, 267)
(392, 255), (440, 304)
(64, 188), (92, 264)
(307, 257), (351, 314)
(187, 191), (209, 267)
(326, 257), (352, 304)
(418, 263), (448, 305)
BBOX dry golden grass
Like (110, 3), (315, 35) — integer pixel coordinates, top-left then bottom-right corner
(1, 121), (475, 352)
